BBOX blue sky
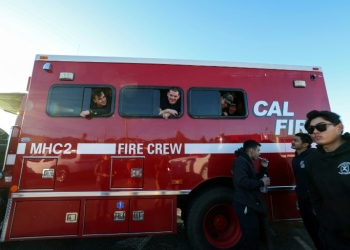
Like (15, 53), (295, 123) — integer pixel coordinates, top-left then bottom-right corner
(0, 0), (349, 133)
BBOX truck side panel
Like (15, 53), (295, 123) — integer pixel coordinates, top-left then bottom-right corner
(1, 57), (329, 244)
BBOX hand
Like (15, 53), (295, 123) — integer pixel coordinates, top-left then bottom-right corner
(167, 109), (178, 116)
(260, 158), (268, 168)
(261, 177), (270, 186)
(162, 113), (170, 120)
(80, 110), (90, 117)
(223, 112), (228, 116)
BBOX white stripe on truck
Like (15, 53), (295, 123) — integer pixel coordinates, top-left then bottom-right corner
(77, 143), (116, 154)
(184, 143), (294, 154)
(16, 143), (26, 154)
(74, 143), (298, 155)
(5, 154), (16, 165)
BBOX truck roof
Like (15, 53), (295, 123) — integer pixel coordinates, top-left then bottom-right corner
(36, 54), (322, 72)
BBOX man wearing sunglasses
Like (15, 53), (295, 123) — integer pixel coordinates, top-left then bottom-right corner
(305, 110), (350, 249)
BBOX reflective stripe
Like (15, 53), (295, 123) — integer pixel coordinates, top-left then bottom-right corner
(39, 142), (314, 155)
(16, 143), (26, 154)
(185, 143), (294, 154)
(77, 143), (116, 154)
(185, 143), (239, 154)
(5, 154), (16, 165)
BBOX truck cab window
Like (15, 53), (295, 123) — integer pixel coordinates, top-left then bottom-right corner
(188, 88), (247, 119)
(119, 86), (183, 118)
(46, 84), (115, 117)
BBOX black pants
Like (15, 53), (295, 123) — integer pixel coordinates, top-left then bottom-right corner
(319, 226), (350, 250)
(233, 200), (260, 250)
(298, 200), (324, 250)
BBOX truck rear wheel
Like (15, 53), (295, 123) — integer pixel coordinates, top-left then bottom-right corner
(187, 186), (241, 250)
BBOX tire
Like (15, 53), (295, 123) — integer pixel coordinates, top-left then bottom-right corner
(187, 186), (242, 250)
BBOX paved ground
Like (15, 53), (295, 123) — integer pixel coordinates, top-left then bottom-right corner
(1, 213), (317, 250)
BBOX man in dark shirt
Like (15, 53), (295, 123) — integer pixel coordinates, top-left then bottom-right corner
(232, 140), (270, 249)
(291, 133), (323, 250)
(159, 87), (181, 120)
(80, 89), (111, 117)
(305, 110), (350, 249)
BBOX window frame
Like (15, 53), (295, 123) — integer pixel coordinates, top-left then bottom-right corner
(187, 87), (248, 119)
(118, 85), (184, 119)
(46, 84), (116, 118)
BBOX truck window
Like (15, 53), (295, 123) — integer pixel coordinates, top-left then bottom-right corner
(119, 86), (183, 118)
(46, 84), (116, 117)
(188, 88), (248, 119)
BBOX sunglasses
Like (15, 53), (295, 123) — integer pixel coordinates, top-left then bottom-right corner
(306, 123), (337, 134)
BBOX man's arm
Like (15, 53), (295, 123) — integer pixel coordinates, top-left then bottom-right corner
(80, 110), (91, 117)
(306, 162), (322, 214)
(80, 106), (111, 117)
(159, 108), (178, 120)
(159, 109), (178, 116)
(90, 107), (111, 116)
(233, 159), (265, 190)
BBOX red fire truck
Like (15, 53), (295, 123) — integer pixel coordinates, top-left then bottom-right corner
(0, 55), (329, 249)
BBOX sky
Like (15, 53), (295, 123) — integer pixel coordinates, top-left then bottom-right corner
(0, 0), (349, 134)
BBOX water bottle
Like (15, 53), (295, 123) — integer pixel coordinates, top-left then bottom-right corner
(260, 174), (268, 193)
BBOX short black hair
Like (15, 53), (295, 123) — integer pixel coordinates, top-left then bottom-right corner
(304, 110), (342, 131)
(295, 133), (313, 149)
(243, 140), (261, 153)
(169, 87), (180, 95)
(92, 89), (104, 100)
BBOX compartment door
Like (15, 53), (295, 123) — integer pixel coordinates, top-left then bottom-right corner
(111, 157), (143, 188)
(84, 199), (129, 234)
(19, 158), (57, 190)
(129, 198), (173, 233)
(10, 200), (80, 238)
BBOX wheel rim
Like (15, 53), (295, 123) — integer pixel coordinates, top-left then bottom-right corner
(203, 204), (241, 249)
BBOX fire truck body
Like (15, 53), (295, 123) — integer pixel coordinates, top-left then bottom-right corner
(0, 55), (329, 249)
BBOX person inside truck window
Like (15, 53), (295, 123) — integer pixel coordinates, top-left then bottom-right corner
(80, 89), (111, 117)
(223, 99), (239, 116)
(159, 87), (181, 120)
(220, 92), (233, 116)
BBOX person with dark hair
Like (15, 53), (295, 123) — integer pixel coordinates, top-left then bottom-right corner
(232, 140), (270, 249)
(223, 99), (239, 116)
(80, 89), (111, 117)
(305, 110), (350, 249)
(159, 87), (181, 120)
(291, 133), (323, 250)
(220, 92), (233, 116)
